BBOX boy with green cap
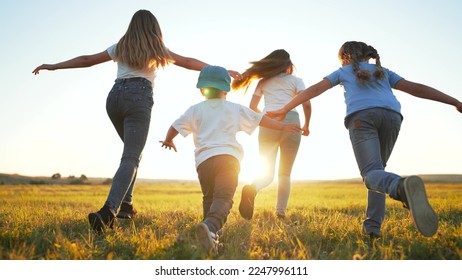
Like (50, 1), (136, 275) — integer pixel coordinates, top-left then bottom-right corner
(160, 65), (301, 254)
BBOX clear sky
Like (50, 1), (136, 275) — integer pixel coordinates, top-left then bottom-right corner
(1, 0), (461, 181)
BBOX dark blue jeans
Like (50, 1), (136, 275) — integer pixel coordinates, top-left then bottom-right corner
(346, 108), (403, 235)
(104, 78), (153, 212)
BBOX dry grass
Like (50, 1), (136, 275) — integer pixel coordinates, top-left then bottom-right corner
(0, 182), (461, 260)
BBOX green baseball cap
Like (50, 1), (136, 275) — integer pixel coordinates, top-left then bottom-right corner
(196, 65), (231, 92)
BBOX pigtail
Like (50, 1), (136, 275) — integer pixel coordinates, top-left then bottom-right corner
(373, 54), (385, 80)
(340, 41), (386, 83)
(350, 45), (370, 83)
(365, 45), (385, 80)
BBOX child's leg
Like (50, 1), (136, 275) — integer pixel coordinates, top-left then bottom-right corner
(104, 80), (152, 213)
(276, 112), (301, 216)
(197, 155), (240, 233)
(239, 128), (278, 220)
(364, 190), (385, 236)
(197, 160), (215, 219)
(252, 127), (278, 191)
(347, 109), (401, 234)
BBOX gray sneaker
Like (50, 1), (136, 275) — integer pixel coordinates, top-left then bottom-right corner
(398, 176), (438, 237)
(196, 222), (218, 254)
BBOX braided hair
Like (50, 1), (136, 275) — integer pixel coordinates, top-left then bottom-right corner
(339, 41), (384, 83)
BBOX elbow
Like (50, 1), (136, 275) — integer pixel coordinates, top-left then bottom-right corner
(80, 55), (96, 67)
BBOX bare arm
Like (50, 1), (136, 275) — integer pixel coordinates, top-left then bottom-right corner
(32, 50), (111, 75)
(169, 50), (208, 71)
(395, 79), (462, 113)
(168, 50), (241, 80)
(267, 78), (332, 120)
(301, 100), (312, 136)
(159, 126), (180, 152)
(249, 95), (262, 113)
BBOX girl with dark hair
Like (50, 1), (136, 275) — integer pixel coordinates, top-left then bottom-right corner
(232, 49), (311, 220)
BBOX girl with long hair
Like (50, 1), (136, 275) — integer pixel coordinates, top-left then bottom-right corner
(231, 49), (311, 220)
(33, 10), (240, 233)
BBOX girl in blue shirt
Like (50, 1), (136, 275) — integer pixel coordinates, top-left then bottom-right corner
(268, 41), (462, 238)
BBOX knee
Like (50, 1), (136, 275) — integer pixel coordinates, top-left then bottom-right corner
(120, 155), (141, 167)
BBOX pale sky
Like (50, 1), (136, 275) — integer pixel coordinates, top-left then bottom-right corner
(1, 0), (461, 181)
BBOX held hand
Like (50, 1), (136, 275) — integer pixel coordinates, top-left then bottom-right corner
(228, 70), (242, 81)
(283, 123), (302, 133)
(159, 140), (177, 152)
(266, 108), (287, 121)
(301, 124), (310, 136)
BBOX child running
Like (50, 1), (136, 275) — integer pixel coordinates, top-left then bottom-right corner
(268, 41), (462, 238)
(160, 65), (300, 254)
(231, 49), (311, 220)
(32, 10), (240, 234)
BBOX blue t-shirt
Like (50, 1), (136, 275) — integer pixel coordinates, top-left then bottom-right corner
(325, 62), (403, 119)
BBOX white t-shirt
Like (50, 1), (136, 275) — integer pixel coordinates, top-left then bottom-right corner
(106, 44), (157, 85)
(172, 99), (264, 167)
(254, 73), (305, 112)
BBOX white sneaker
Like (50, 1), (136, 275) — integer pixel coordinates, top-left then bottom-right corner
(196, 222), (218, 254)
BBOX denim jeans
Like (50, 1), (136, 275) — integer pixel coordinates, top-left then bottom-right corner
(104, 78), (153, 212)
(196, 155), (240, 233)
(346, 108), (403, 234)
(252, 111), (301, 216)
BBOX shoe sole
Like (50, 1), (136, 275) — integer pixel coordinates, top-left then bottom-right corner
(116, 212), (135, 219)
(239, 185), (256, 220)
(196, 223), (217, 254)
(403, 176), (438, 237)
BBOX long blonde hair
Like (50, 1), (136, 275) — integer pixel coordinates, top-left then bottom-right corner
(115, 10), (172, 70)
(231, 49), (294, 92)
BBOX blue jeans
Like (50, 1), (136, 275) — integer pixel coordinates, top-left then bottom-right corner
(104, 78), (153, 212)
(252, 111), (301, 215)
(346, 108), (403, 234)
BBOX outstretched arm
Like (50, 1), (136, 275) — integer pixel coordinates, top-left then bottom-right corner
(160, 126), (180, 152)
(168, 50), (241, 80)
(395, 79), (462, 113)
(32, 50), (111, 75)
(267, 78), (331, 120)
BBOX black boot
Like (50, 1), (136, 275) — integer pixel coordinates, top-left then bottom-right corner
(116, 202), (138, 219)
(88, 205), (115, 234)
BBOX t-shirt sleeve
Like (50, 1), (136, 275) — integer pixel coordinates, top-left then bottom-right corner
(106, 44), (117, 61)
(386, 68), (403, 87)
(171, 107), (194, 137)
(295, 77), (306, 94)
(324, 69), (341, 87)
(239, 106), (264, 135)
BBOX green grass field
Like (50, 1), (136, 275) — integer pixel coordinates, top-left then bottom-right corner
(0, 181), (461, 260)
